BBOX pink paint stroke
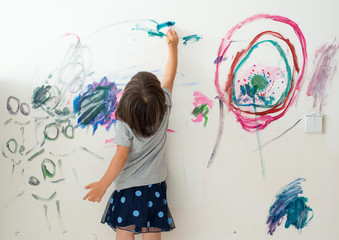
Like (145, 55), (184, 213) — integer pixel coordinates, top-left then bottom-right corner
(106, 90), (124, 130)
(192, 91), (213, 108)
(192, 113), (204, 123)
(307, 42), (339, 112)
(192, 91), (213, 123)
(105, 138), (114, 143)
(215, 14), (307, 132)
(167, 129), (175, 133)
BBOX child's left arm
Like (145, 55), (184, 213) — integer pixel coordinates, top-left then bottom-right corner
(83, 145), (129, 203)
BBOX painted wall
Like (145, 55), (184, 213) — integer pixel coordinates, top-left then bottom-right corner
(1, 0), (339, 239)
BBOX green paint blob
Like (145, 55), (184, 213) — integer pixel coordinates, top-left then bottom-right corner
(251, 75), (267, 91)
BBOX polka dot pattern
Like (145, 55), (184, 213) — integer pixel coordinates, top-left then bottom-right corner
(133, 210), (140, 217)
(158, 211), (164, 218)
(102, 181), (175, 234)
(135, 190), (142, 197)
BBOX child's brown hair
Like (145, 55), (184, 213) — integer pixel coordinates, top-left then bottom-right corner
(115, 71), (168, 137)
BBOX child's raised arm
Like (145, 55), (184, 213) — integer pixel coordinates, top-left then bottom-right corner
(162, 29), (178, 92)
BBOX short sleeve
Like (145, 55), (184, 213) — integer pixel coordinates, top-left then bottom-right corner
(113, 121), (133, 146)
(163, 88), (172, 107)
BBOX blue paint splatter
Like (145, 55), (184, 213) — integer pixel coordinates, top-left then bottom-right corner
(73, 77), (122, 135)
(267, 178), (314, 235)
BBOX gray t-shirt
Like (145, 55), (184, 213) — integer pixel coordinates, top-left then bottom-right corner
(113, 88), (172, 190)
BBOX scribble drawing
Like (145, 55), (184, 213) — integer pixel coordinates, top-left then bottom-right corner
(267, 178), (313, 235)
(208, 14), (307, 169)
(73, 77), (122, 135)
(307, 41), (339, 112)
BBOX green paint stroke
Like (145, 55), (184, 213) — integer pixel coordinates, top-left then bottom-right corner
(80, 147), (104, 160)
(28, 149), (45, 161)
(192, 104), (210, 127)
(54, 107), (71, 116)
(6, 138), (18, 154)
(62, 122), (75, 139)
(32, 191), (57, 202)
(41, 158), (56, 180)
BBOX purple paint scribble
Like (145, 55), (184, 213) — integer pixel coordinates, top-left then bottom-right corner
(267, 178), (313, 235)
(73, 77), (123, 134)
(307, 41), (339, 112)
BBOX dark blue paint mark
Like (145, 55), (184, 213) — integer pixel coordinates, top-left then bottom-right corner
(73, 77), (122, 135)
(267, 178), (314, 235)
(214, 56), (227, 64)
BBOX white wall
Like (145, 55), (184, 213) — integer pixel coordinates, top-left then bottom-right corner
(1, 0), (339, 239)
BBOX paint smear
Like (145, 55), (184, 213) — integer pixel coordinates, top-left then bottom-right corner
(133, 21), (175, 38)
(307, 42), (338, 112)
(32, 192), (57, 202)
(255, 118), (302, 151)
(183, 34), (202, 45)
(207, 98), (224, 167)
(267, 178), (313, 235)
(73, 77), (122, 134)
(80, 146), (104, 160)
(27, 149), (45, 161)
(191, 91), (213, 127)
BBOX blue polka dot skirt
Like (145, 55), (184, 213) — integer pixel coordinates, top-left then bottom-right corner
(101, 181), (175, 234)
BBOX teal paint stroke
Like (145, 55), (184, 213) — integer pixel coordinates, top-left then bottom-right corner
(233, 40), (292, 108)
(183, 34), (202, 45)
(87, 19), (175, 40)
(267, 178), (314, 235)
(87, 19), (202, 46)
(133, 21), (175, 38)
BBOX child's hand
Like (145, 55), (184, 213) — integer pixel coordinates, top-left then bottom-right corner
(166, 29), (179, 48)
(83, 181), (107, 203)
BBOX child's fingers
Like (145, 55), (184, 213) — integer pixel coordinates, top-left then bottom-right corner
(84, 183), (94, 189)
(83, 189), (93, 200)
(166, 31), (172, 44)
